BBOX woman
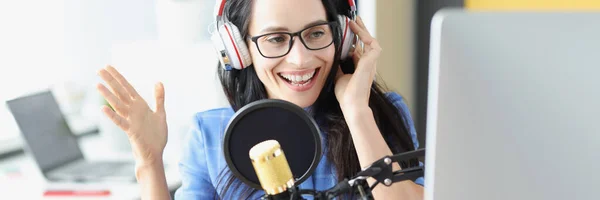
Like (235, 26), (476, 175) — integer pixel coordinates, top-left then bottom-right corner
(96, 0), (424, 199)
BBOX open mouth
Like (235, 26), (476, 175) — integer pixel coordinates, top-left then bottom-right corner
(277, 68), (321, 91)
(277, 68), (320, 86)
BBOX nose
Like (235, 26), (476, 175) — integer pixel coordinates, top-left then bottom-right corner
(285, 37), (312, 67)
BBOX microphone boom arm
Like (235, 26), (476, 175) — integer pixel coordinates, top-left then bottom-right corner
(318, 148), (426, 200)
(257, 148), (426, 200)
(357, 148), (425, 187)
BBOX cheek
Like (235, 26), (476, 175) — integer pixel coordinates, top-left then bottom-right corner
(317, 46), (336, 74)
(248, 43), (261, 67)
(326, 46), (336, 64)
(249, 43), (267, 71)
(248, 44), (280, 84)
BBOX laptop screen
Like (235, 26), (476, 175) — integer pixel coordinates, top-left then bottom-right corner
(6, 90), (84, 173)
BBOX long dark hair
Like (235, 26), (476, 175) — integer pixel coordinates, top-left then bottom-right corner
(215, 0), (419, 199)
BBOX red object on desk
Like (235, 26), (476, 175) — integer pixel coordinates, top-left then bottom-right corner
(43, 190), (111, 196)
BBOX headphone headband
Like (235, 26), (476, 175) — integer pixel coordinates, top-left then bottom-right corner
(217, 0), (227, 17)
(215, 0), (356, 18)
(348, 0), (356, 10)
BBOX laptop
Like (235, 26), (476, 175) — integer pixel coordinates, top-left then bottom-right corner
(6, 90), (136, 182)
(425, 9), (600, 200)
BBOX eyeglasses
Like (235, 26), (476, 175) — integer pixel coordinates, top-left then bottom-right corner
(250, 22), (336, 58)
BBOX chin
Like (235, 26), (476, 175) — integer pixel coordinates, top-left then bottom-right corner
(283, 94), (319, 108)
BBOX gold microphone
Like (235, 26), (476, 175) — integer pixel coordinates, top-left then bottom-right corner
(249, 140), (295, 196)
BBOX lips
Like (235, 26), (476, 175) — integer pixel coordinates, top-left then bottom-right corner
(278, 69), (316, 85)
(277, 68), (320, 92)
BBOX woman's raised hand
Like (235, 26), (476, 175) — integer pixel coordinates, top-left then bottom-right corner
(96, 65), (168, 167)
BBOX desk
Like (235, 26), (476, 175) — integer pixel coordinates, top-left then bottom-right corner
(0, 133), (182, 199)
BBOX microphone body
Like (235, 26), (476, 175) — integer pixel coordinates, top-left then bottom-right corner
(250, 140), (304, 200)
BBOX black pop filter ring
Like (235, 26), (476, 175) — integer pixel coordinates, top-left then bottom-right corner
(223, 99), (322, 189)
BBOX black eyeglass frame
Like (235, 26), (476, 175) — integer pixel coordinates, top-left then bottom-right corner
(249, 21), (338, 58)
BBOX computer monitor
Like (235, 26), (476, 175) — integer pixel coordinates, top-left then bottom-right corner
(425, 9), (600, 200)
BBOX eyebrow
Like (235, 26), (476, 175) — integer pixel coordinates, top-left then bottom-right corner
(259, 19), (329, 33)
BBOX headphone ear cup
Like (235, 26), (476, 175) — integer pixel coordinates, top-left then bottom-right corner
(338, 15), (355, 61)
(211, 26), (231, 70)
(217, 22), (252, 70)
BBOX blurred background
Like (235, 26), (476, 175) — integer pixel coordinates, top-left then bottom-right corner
(1, 0), (419, 163)
(0, 0), (229, 157)
(1, 0), (599, 198)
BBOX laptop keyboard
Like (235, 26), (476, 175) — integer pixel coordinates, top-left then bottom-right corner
(69, 161), (134, 177)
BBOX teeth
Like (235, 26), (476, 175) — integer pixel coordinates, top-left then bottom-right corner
(280, 70), (316, 82)
(291, 80), (311, 86)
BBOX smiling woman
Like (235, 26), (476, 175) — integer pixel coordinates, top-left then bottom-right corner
(95, 0), (424, 199)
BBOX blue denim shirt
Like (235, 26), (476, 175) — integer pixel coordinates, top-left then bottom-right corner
(174, 92), (424, 199)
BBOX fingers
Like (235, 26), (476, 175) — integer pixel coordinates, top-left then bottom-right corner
(97, 83), (129, 117)
(355, 47), (379, 73)
(154, 82), (165, 114)
(349, 17), (382, 53)
(351, 41), (363, 65)
(348, 16), (380, 77)
(349, 18), (373, 47)
(101, 105), (130, 131)
(356, 17), (369, 51)
(105, 65), (141, 99)
(357, 15), (367, 30)
(98, 68), (131, 104)
(352, 51), (361, 66)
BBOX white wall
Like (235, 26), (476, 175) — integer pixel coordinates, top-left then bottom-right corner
(0, 0), (68, 144)
(0, 0), (227, 152)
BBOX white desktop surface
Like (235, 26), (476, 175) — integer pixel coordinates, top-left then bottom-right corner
(0, 132), (182, 199)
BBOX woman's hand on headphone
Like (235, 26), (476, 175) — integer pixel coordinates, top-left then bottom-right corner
(335, 16), (380, 113)
(96, 65), (168, 168)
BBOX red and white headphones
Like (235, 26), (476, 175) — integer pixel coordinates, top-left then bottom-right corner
(211, 0), (357, 71)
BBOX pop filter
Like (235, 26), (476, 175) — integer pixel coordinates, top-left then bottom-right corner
(223, 99), (322, 189)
